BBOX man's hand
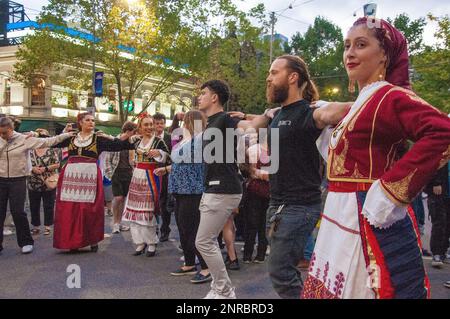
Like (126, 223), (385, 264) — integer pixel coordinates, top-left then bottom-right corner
(120, 130), (135, 141)
(433, 186), (443, 196)
(154, 167), (167, 176)
(228, 111), (245, 120)
(64, 123), (74, 133)
(265, 107), (281, 119)
(129, 134), (142, 144)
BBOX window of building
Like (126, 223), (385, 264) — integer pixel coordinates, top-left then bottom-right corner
(31, 76), (46, 106)
(4, 78), (11, 105)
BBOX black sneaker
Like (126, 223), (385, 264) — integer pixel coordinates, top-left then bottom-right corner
(190, 272), (212, 284)
(243, 258), (252, 264)
(159, 232), (170, 242)
(422, 249), (432, 257)
(227, 259), (240, 270)
(253, 256), (265, 264)
(170, 267), (198, 276)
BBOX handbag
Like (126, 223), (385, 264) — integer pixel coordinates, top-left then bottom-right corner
(43, 172), (59, 190)
(32, 150), (59, 190)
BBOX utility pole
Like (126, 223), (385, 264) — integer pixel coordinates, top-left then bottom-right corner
(269, 11), (276, 65)
(89, 0), (96, 115)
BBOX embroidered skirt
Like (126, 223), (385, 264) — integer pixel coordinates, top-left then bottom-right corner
(301, 190), (430, 299)
(123, 163), (161, 227)
(53, 156), (104, 250)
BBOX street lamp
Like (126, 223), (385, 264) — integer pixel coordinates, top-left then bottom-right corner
(332, 87), (340, 94)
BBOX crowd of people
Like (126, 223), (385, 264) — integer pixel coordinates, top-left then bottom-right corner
(1, 17), (450, 299)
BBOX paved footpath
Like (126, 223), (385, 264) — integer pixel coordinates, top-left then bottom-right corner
(0, 215), (449, 299)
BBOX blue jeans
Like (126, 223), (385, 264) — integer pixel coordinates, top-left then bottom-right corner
(266, 204), (321, 299)
(303, 234), (315, 261)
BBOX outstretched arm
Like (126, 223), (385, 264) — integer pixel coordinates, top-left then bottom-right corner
(26, 132), (74, 150)
(312, 102), (352, 129)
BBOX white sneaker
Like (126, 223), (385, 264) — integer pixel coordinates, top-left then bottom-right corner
(203, 290), (218, 299)
(22, 245), (34, 254)
(112, 224), (120, 234)
(214, 289), (236, 299)
(3, 229), (13, 236)
(119, 225), (130, 232)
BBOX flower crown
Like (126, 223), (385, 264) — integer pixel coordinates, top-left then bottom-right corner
(137, 112), (149, 120)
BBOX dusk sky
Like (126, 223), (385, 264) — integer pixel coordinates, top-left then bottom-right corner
(18, 0), (450, 45)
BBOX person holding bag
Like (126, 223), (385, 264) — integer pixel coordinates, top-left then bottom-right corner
(28, 129), (61, 236)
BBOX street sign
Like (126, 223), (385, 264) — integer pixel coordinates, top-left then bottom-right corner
(94, 71), (104, 97)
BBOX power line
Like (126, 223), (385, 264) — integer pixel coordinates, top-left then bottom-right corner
(278, 14), (310, 26)
(274, 0), (315, 13)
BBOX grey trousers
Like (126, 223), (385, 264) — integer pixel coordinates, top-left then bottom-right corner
(196, 193), (242, 296)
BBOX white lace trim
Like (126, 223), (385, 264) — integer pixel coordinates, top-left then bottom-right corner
(74, 133), (94, 147)
(361, 180), (407, 229)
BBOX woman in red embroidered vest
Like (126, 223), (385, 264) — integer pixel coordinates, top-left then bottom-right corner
(302, 18), (450, 299)
(53, 113), (135, 252)
(122, 114), (169, 257)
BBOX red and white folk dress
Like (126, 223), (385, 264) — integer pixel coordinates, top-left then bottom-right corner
(53, 133), (135, 250)
(122, 136), (169, 246)
(303, 82), (450, 299)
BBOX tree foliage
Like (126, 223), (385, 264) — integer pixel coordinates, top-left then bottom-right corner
(198, 4), (283, 114)
(387, 13), (427, 55)
(14, 0), (235, 123)
(411, 15), (450, 113)
(287, 16), (350, 101)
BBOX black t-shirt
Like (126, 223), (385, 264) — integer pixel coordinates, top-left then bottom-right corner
(203, 111), (243, 194)
(268, 100), (322, 206)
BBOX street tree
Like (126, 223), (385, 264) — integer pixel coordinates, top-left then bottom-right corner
(288, 16), (350, 101)
(14, 0), (238, 123)
(387, 13), (427, 56)
(411, 15), (450, 113)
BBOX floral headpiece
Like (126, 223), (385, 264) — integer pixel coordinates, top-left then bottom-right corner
(137, 112), (149, 120)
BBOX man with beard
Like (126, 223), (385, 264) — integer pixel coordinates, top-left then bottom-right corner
(234, 55), (348, 299)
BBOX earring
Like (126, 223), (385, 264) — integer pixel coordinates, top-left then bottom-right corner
(378, 73), (385, 81)
(348, 80), (356, 93)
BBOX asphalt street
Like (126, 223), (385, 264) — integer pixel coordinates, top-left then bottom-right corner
(0, 214), (449, 299)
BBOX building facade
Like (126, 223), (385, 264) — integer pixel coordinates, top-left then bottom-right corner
(0, 45), (196, 133)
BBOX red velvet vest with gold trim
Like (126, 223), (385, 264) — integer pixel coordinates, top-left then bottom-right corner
(327, 84), (450, 205)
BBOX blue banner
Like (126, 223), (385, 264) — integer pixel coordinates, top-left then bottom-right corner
(94, 72), (104, 97)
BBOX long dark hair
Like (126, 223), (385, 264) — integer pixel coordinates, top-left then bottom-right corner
(276, 55), (319, 103)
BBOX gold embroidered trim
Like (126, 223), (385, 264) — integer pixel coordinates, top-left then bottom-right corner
(439, 145), (450, 169)
(384, 139), (404, 172)
(393, 86), (442, 114)
(381, 168), (418, 204)
(369, 88), (399, 179)
(331, 137), (350, 176)
(365, 240), (380, 299)
(350, 162), (365, 179)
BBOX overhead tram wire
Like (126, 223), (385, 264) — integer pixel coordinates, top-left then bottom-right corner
(277, 14), (310, 26)
(268, 0), (316, 62)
